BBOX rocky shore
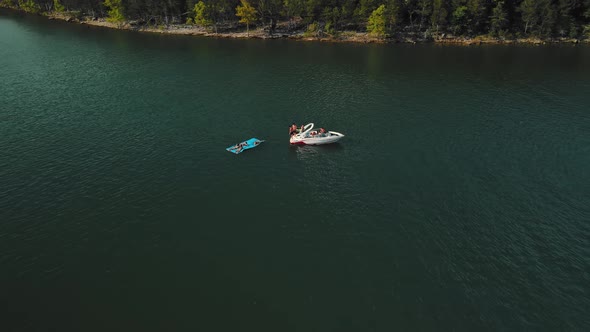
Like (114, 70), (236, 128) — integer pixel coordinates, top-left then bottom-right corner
(11, 9), (590, 46)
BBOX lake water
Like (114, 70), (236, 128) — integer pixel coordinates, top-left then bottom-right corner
(1, 10), (589, 331)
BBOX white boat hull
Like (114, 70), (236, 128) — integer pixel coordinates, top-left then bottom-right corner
(290, 123), (344, 145)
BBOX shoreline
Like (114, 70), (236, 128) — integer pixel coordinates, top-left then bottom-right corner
(4, 8), (588, 46)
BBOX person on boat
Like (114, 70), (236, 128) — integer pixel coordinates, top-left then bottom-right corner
(319, 128), (326, 135)
(235, 142), (248, 152)
(232, 141), (248, 150)
(289, 123), (298, 136)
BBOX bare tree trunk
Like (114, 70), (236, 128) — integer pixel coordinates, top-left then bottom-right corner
(419, 4), (426, 30)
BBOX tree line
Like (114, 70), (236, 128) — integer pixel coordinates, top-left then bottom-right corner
(2, 0), (590, 39)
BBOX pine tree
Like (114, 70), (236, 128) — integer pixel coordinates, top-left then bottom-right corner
(282, 0), (303, 20)
(193, 1), (212, 28)
(236, 0), (257, 36)
(519, 0), (537, 34)
(466, 0), (489, 34)
(417, 0), (432, 30)
(431, 0), (448, 32)
(385, 0), (403, 31)
(104, 0), (125, 24)
(18, 0), (40, 13)
(305, 0), (322, 22)
(556, 0), (581, 36)
(405, 0), (419, 28)
(354, 0), (378, 24)
(519, 0), (557, 36)
(452, 5), (469, 34)
(490, 0), (508, 36)
(538, 0), (557, 37)
(367, 4), (386, 38)
(53, 0), (64, 12)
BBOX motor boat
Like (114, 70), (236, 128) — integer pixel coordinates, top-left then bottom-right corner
(290, 123), (344, 145)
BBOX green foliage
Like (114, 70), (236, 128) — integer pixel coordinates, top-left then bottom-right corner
(282, 0), (303, 18)
(320, 6), (340, 30)
(53, 0), (64, 12)
(539, 0), (557, 37)
(324, 21), (335, 35)
(416, 0), (432, 29)
(519, 0), (538, 34)
(519, 0), (558, 37)
(331, 7), (341, 27)
(490, 0), (508, 37)
(452, 5), (468, 34)
(431, 0), (447, 31)
(568, 24), (579, 38)
(303, 21), (318, 37)
(466, 0), (488, 33)
(354, 0), (377, 24)
(384, 0), (402, 31)
(8, 0), (590, 40)
(557, 0), (573, 36)
(305, 0), (322, 22)
(236, 0), (257, 35)
(367, 4), (386, 38)
(0, 0), (14, 8)
(18, 0), (40, 13)
(257, 0), (283, 26)
(321, 7), (331, 22)
(103, 0), (125, 24)
(340, 1), (355, 22)
(193, 1), (212, 27)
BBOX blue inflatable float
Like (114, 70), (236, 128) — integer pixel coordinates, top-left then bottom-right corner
(226, 138), (264, 154)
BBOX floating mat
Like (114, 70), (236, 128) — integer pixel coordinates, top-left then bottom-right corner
(226, 138), (264, 154)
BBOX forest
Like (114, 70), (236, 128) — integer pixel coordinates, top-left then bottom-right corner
(2, 0), (590, 39)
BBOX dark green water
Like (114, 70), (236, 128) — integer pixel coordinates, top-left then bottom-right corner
(1, 10), (590, 331)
